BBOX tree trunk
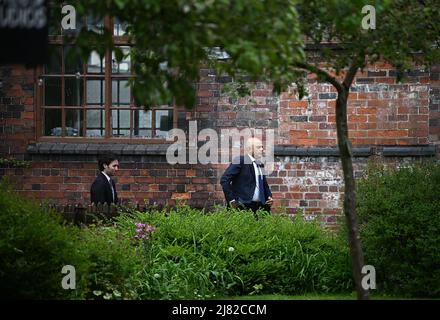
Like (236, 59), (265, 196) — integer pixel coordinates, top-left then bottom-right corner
(335, 88), (369, 300)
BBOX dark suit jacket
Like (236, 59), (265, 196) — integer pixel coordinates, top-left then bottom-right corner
(220, 155), (272, 205)
(90, 172), (118, 205)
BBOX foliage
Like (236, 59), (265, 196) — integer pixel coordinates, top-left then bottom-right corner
(79, 223), (145, 300)
(297, 0), (440, 76)
(51, 0), (440, 107)
(0, 179), (86, 299)
(0, 158), (31, 168)
(355, 160), (440, 297)
(0, 181), (353, 299)
(113, 205), (353, 299)
(53, 0), (304, 108)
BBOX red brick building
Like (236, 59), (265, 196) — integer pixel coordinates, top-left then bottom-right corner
(1, 30), (439, 227)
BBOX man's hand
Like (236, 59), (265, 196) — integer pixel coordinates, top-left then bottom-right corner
(230, 200), (239, 209)
(265, 196), (273, 206)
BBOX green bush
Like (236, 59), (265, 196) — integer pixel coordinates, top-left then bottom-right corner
(0, 179), (87, 299)
(113, 205), (353, 299)
(0, 178), (353, 299)
(356, 160), (440, 297)
(79, 224), (145, 300)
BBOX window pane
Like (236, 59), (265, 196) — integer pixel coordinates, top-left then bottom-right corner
(63, 14), (83, 35)
(86, 79), (105, 106)
(114, 18), (128, 36)
(45, 46), (62, 74)
(87, 51), (104, 74)
(87, 15), (104, 34)
(44, 77), (62, 106)
(155, 110), (173, 138)
(65, 78), (84, 106)
(177, 111), (189, 134)
(64, 46), (83, 74)
(86, 110), (105, 137)
(112, 47), (130, 74)
(112, 109), (130, 137)
(133, 109), (152, 137)
(44, 109), (62, 136)
(112, 79), (130, 106)
(48, 6), (62, 36)
(66, 109), (83, 136)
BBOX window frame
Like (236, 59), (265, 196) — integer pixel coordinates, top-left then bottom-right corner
(36, 15), (186, 144)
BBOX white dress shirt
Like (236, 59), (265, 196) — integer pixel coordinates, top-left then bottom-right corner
(248, 154), (263, 202)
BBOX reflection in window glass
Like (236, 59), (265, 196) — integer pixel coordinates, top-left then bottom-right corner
(177, 111), (189, 134)
(44, 109), (62, 136)
(86, 110), (105, 137)
(65, 109), (83, 136)
(64, 46), (83, 74)
(45, 46), (62, 74)
(87, 15), (103, 34)
(63, 14), (83, 35)
(87, 51), (104, 74)
(133, 109), (152, 137)
(44, 77), (62, 106)
(155, 110), (173, 138)
(112, 47), (130, 74)
(65, 78), (84, 106)
(112, 109), (130, 137)
(87, 79), (105, 105)
(114, 18), (128, 36)
(112, 79), (130, 105)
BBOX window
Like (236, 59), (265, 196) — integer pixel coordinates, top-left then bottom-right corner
(38, 15), (189, 141)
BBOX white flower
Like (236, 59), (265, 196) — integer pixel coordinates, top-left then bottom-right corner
(103, 293), (113, 300)
(228, 247), (235, 252)
(153, 273), (161, 279)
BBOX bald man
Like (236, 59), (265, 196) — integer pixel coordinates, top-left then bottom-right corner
(220, 138), (273, 214)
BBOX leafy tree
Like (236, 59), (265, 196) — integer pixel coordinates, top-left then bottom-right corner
(52, 0), (440, 299)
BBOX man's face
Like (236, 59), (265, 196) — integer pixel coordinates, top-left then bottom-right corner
(252, 140), (264, 159)
(103, 160), (119, 176)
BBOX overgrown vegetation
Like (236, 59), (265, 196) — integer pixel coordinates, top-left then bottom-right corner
(356, 160), (440, 298)
(0, 158), (31, 168)
(0, 179), (86, 299)
(3, 159), (439, 299)
(0, 179), (352, 299)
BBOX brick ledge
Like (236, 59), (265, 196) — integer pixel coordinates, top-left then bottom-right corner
(274, 145), (437, 157)
(27, 143), (437, 157)
(26, 143), (170, 155)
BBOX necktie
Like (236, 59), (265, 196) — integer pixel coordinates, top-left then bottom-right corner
(255, 161), (266, 204)
(109, 179), (115, 203)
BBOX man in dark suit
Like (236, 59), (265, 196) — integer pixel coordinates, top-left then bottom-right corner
(220, 137), (273, 214)
(90, 154), (120, 205)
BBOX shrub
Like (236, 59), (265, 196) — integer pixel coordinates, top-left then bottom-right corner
(79, 223), (145, 300)
(356, 160), (440, 297)
(0, 177), (353, 299)
(114, 205), (353, 299)
(0, 179), (86, 299)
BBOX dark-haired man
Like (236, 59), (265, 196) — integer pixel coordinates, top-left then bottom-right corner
(90, 154), (119, 205)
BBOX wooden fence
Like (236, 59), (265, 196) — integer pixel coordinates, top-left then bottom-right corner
(42, 202), (146, 225)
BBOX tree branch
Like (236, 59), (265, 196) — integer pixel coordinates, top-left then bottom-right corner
(343, 63), (360, 91)
(293, 61), (344, 93)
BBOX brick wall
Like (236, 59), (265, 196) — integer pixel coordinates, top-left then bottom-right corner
(1, 62), (439, 227)
(0, 65), (36, 157)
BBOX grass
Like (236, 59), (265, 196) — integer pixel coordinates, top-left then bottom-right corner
(222, 293), (434, 300)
